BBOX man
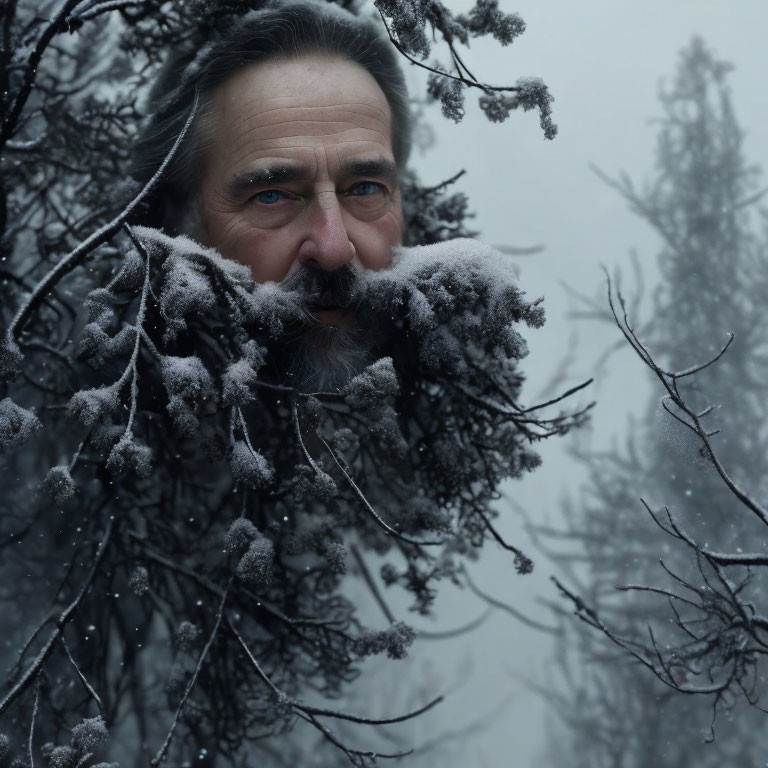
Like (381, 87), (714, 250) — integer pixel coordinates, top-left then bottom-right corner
(0, 2), (578, 765)
(133, 2), (411, 389)
(195, 53), (405, 290)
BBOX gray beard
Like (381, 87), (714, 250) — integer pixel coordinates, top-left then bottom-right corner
(279, 317), (379, 394)
(261, 262), (393, 394)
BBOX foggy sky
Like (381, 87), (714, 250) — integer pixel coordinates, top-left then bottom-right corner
(364, 2), (768, 765)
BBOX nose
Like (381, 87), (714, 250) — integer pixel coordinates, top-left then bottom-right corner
(297, 191), (355, 272)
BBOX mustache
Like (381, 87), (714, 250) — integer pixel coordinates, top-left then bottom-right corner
(281, 263), (359, 314)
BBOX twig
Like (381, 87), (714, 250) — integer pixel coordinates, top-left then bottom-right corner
(377, 9), (522, 95)
(28, 674), (40, 768)
(61, 635), (104, 714)
(114, 224), (152, 438)
(604, 271), (768, 528)
(0, 0), (82, 149)
(463, 567), (557, 634)
(350, 543), (395, 624)
(0, 515), (115, 717)
(71, 0), (142, 22)
(474, 508), (528, 560)
(417, 169), (466, 195)
(134, 537), (344, 628)
(151, 580), (231, 767)
(292, 398), (322, 473)
(522, 378), (594, 414)
(416, 609), (491, 640)
(317, 434), (443, 547)
(228, 615), (431, 763)
(300, 694), (443, 726)
(6, 93), (198, 344)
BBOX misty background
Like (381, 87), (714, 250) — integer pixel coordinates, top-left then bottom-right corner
(2, 1), (765, 765)
(342, 1), (768, 765)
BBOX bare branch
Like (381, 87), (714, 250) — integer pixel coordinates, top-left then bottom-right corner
(28, 674), (40, 768)
(0, 0), (82, 149)
(350, 543), (396, 624)
(61, 635), (104, 714)
(522, 377), (594, 414)
(6, 93), (198, 345)
(463, 567), (558, 634)
(151, 581), (231, 767)
(0, 515), (115, 717)
(317, 433), (444, 547)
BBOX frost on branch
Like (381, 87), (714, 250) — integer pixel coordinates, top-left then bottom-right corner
(0, 398), (41, 453)
(235, 535), (275, 588)
(344, 357), (400, 410)
(34, 717), (114, 768)
(512, 77), (558, 140)
(160, 354), (214, 434)
(71, 716), (108, 755)
(319, 539), (347, 575)
(0, 2), (576, 763)
(224, 518), (260, 555)
(175, 621), (202, 653)
(221, 358), (261, 406)
(427, 73), (466, 122)
(292, 465), (337, 502)
(67, 386), (120, 428)
(354, 621), (417, 660)
(459, 0), (526, 44)
(377, 0), (557, 135)
(401, 169), (477, 246)
(78, 323), (135, 369)
(128, 565), (150, 596)
(48, 746), (77, 768)
(230, 440), (274, 490)
(0, 222), (588, 766)
(106, 435), (153, 478)
(479, 91), (513, 123)
(476, 79), (557, 137)
(358, 238), (545, 375)
(42, 465), (76, 504)
(375, 0), (430, 56)
(159, 254), (217, 341)
(0, 341), (23, 381)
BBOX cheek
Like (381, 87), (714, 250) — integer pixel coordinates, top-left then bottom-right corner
(205, 213), (298, 282)
(352, 209), (404, 271)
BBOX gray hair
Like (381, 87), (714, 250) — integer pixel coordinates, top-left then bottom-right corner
(131, 1), (412, 233)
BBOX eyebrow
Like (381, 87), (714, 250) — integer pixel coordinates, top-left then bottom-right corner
(226, 157), (399, 198)
(226, 164), (314, 197)
(339, 157), (399, 188)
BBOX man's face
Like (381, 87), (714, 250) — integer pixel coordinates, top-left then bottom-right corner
(198, 54), (404, 326)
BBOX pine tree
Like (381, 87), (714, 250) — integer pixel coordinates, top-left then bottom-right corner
(549, 38), (768, 767)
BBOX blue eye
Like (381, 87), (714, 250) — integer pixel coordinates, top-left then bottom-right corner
(350, 181), (383, 196)
(253, 190), (285, 205)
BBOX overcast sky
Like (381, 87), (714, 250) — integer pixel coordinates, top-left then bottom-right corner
(351, 2), (768, 765)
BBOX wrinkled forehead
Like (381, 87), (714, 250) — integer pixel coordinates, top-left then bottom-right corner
(214, 54), (391, 112)
(198, 55), (398, 189)
(208, 54), (394, 147)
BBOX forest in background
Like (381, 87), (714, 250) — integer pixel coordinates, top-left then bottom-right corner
(3, 1), (768, 766)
